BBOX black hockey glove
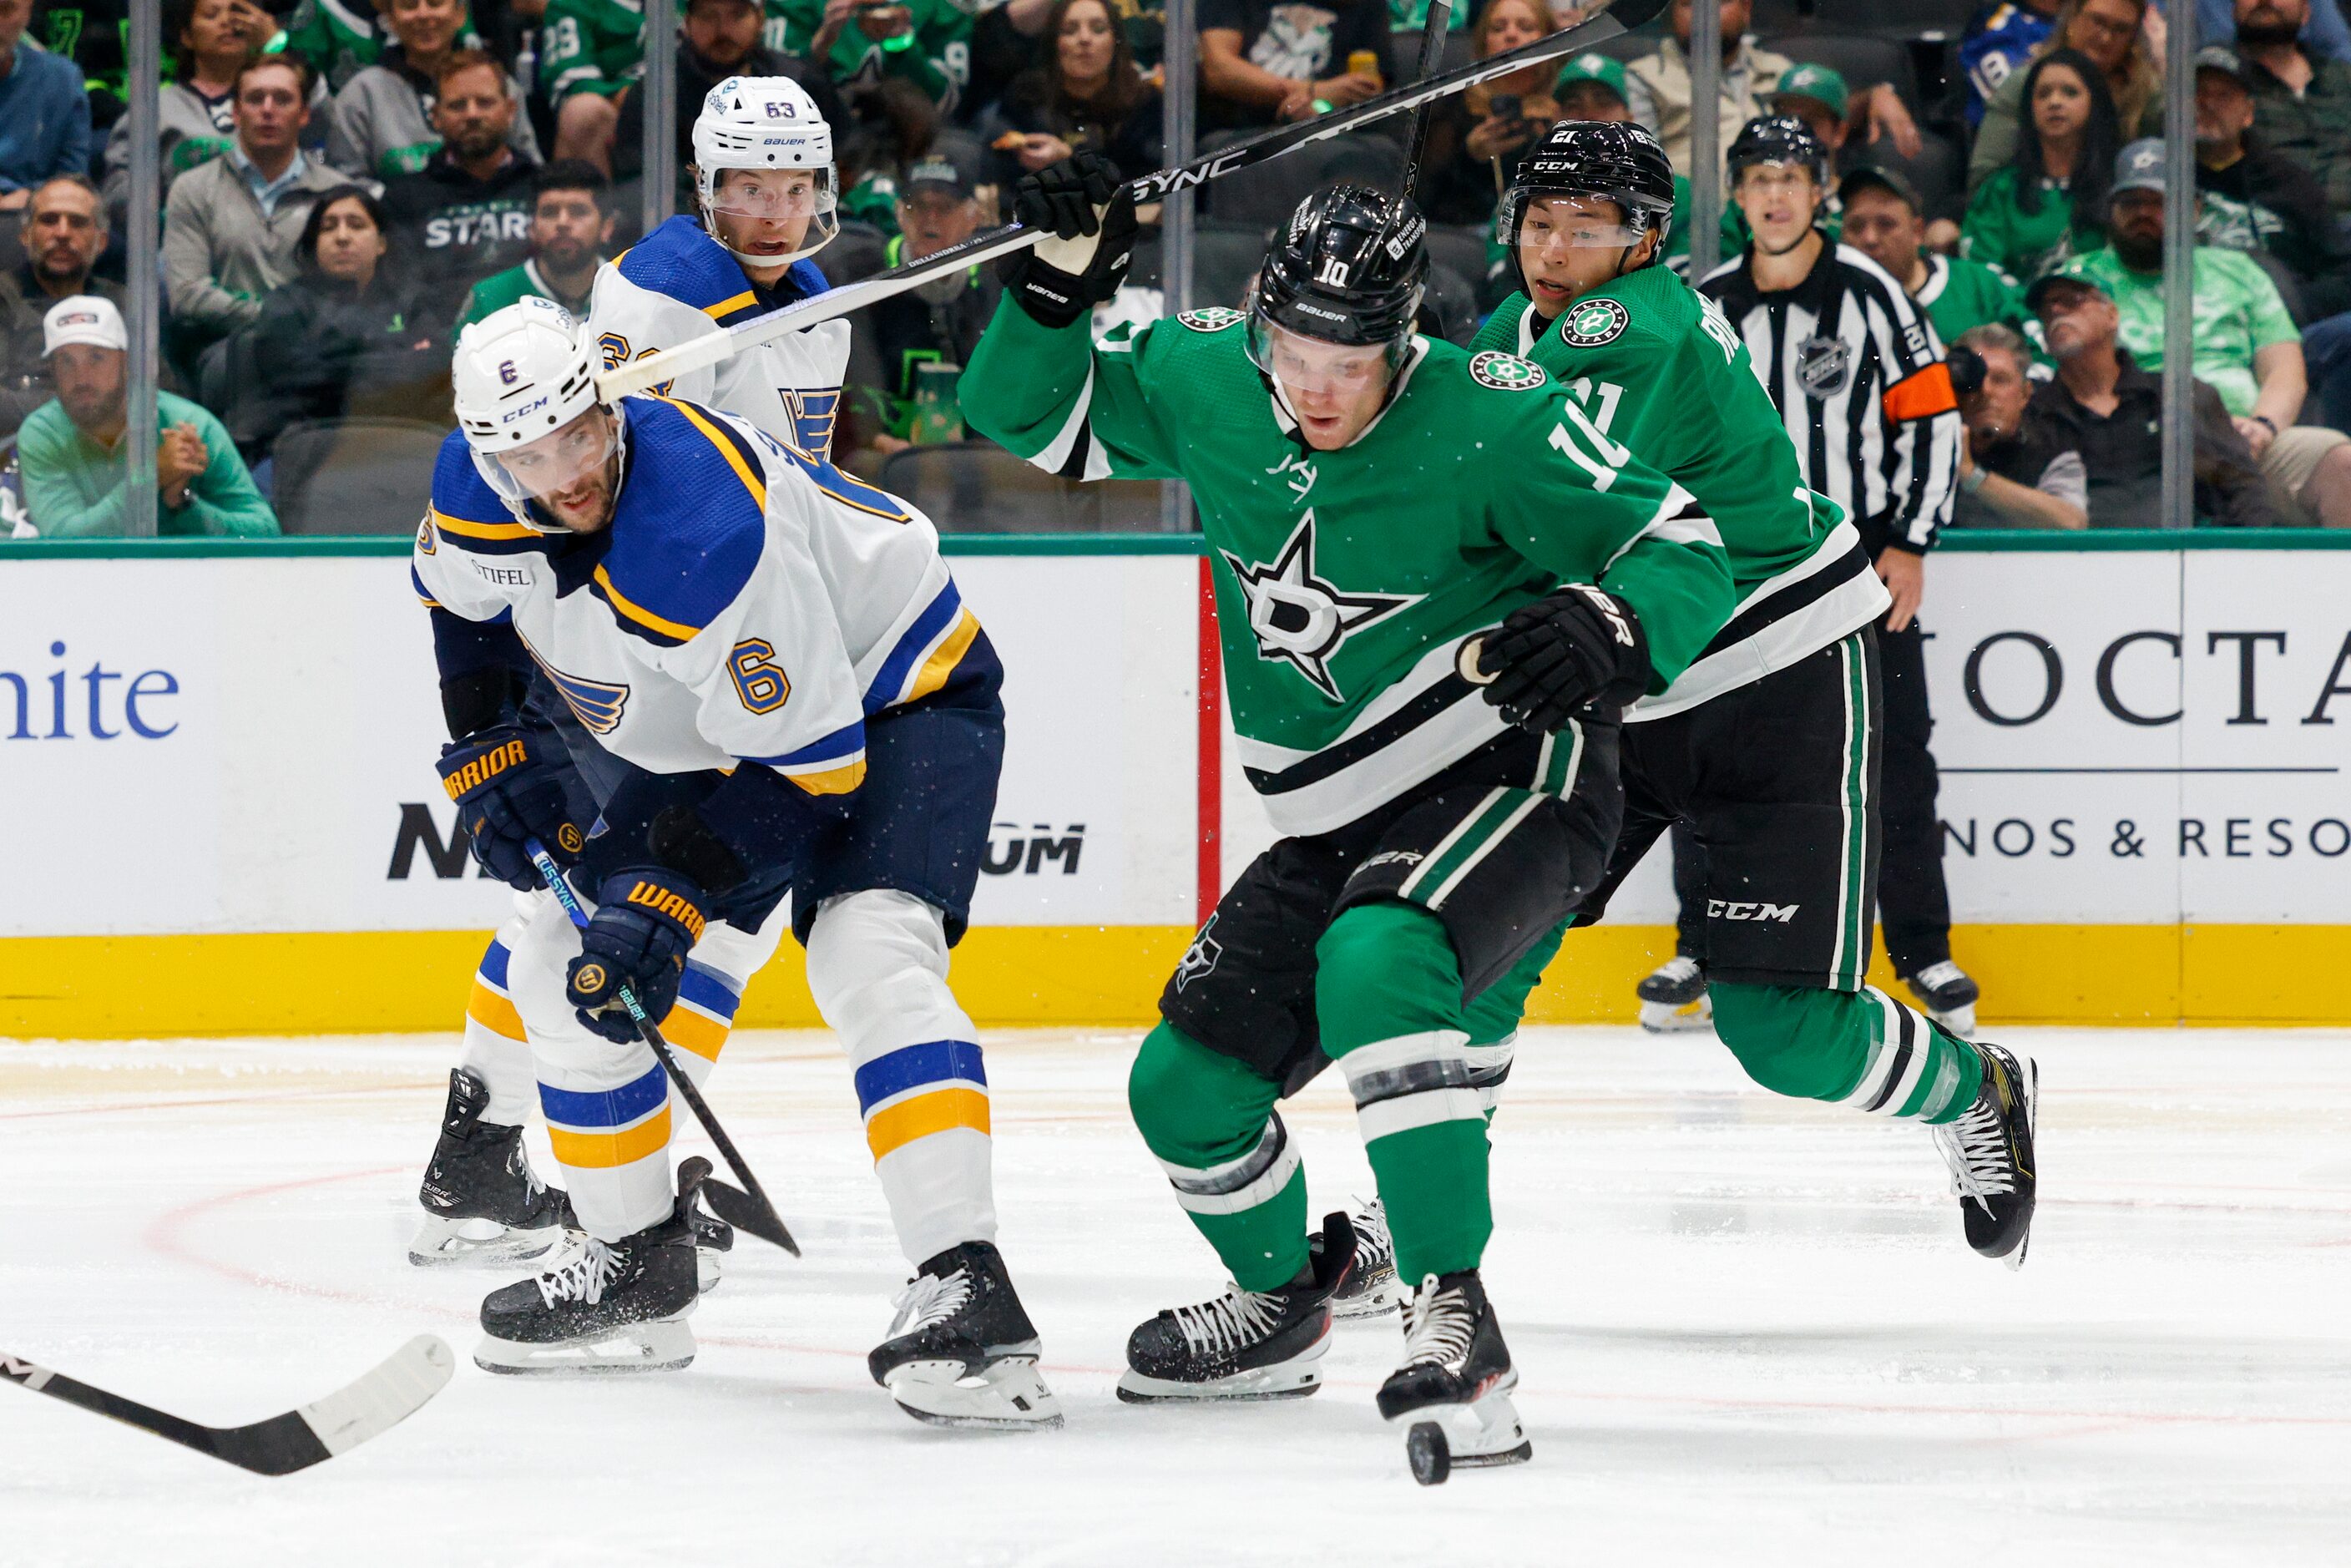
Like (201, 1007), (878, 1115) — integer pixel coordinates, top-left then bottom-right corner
(437, 726), (584, 890)
(1472, 584), (1652, 734)
(999, 150), (1137, 329)
(567, 867), (709, 1043)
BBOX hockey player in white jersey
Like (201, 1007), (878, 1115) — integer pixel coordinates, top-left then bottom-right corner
(412, 299), (1056, 1428)
(587, 74), (851, 458)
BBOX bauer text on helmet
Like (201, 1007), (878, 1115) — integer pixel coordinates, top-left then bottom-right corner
(694, 75), (839, 271)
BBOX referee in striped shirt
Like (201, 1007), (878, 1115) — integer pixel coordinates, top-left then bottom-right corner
(1697, 114), (1981, 1034)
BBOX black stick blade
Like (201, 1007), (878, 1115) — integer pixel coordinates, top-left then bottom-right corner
(698, 1176), (802, 1257)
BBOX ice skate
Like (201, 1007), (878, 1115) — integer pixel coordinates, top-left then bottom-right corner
(409, 1069), (576, 1268)
(1636, 955), (1712, 1033)
(473, 1197), (699, 1374)
(868, 1241), (1061, 1429)
(1906, 960), (1980, 1038)
(1327, 1196), (1403, 1319)
(1378, 1270), (1531, 1485)
(676, 1156), (734, 1294)
(1116, 1211), (1358, 1403)
(1933, 1040), (2038, 1268)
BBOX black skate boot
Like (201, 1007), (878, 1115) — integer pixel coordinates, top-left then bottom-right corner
(675, 1156), (734, 1295)
(1933, 1041), (2038, 1268)
(868, 1240), (1061, 1429)
(1327, 1197), (1403, 1320)
(1378, 1270), (1531, 1485)
(410, 1069), (576, 1268)
(473, 1196), (700, 1374)
(1636, 955), (1711, 1034)
(1906, 960), (1981, 1038)
(1117, 1211), (1358, 1404)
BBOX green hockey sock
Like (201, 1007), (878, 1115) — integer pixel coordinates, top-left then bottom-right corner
(1126, 1021), (1309, 1292)
(1710, 981), (1984, 1125)
(1456, 918), (1570, 1128)
(1315, 901), (1492, 1283)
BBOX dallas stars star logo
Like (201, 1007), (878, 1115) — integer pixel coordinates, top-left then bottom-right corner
(1219, 511), (1420, 702)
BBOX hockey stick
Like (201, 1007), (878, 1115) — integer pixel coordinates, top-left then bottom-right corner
(526, 841), (802, 1257)
(2, 1337), (452, 1477)
(1397, 0), (1456, 205)
(595, 0), (1664, 400)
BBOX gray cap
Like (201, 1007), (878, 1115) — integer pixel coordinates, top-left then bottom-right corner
(2193, 43), (2255, 89)
(2112, 137), (2166, 198)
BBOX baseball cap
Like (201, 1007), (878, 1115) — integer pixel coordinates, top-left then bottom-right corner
(2193, 43), (2255, 89)
(1774, 62), (1849, 120)
(1554, 52), (1629, 104)
(2023, 258), (2111, 313)
(2111, 138), (2166, 198)
(903, 139), (980, 200)
(42, 295), (127, 357)
(1838, 162), (1923, 214)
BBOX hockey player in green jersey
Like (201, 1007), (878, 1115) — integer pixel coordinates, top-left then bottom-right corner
(1464, 120), (2039, 1268)
(963, 159), (1736, 1480)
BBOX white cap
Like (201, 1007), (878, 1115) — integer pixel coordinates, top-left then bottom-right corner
(43, 296), (127, 357)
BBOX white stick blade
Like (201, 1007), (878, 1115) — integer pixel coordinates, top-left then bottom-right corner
(295, 1335), (454, 1457)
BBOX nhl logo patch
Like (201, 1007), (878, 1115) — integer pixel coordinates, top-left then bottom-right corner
(1796, 333), (1853, 400)
(1178, 306), (1245, 332)
(1559, 297), (1631, 347)
(1469, 351), (1547, 391)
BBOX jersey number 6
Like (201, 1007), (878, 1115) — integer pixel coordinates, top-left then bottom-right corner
(731, 639), (791, 714)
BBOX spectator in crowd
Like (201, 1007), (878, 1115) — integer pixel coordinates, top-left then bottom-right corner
(0, 175), (119, 435)
(454, 159), (614, 329)
(1846, 164), (2033, 346)
(1970, 0), (2161, 194)
(1625, 0), (1919, 179)
(1962, 48), (2118, 281)
(1410, 0), (1558, 225)
(282, 0), (498, 94)
(2025, 268), (2281, 526)
(379, 51), (538, 302)
(609, 0), (849, 194)
(2235, 0), (2351, 210)
(328, 0), (538, 180)
(777, 0), (975, 115)
(1197, 0), (1391, 130)
(99, 0), (272, 218)
(1949, 322), (2088, 527)
(0, 0), (93, 212)
(231, 185), (449, 445)
(2198, 0), (2351, 63)
(2064, 140), (2351, 524)
(30, 0), (128, 130)
(162, 54), (349, 359)
(17, 296), (278, 537)
(843, 141), (999, 465)
(983, 0), (1163, 196)
(544, 0), (646, 170)
(1959, 0), (2060, 128)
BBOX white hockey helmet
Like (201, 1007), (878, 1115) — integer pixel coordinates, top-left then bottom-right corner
(452, 296), (622, 526)
(691, 74), (838, 268)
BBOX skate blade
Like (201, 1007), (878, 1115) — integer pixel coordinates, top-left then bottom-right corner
(2003, 1055), (2040, 1273)
(1924, 1002), (1978, 1038)
(407, 1213), (569, 1269)
(1638, 997), (1714, 1034)
(1388, 1380), (1529, 1465)
(696, 1247), (724, 1296)
(886, 1356), (1064, 1430)
(1114, 1357), (1324, 1404)
(473, 1317), (695, 1376)
(1332, 1273), (1405, 1321)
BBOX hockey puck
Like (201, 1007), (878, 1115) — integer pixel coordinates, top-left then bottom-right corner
(1407, 1422), (1450, 1486)
(1456, 637), (1496, 685)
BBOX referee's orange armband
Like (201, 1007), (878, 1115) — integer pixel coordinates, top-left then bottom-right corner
(1882, 361), (1958, 423)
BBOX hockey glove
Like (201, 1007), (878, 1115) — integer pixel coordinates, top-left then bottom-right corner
(566, 868), (708, 1043)
(1000, 151), (1137, 329)
(1473, 584), (1652, 734)
(437, 726), (585, 890)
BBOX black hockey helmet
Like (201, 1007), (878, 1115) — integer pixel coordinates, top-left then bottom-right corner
(1727, 114), (1830, 189)
(1498, 119), (1677, 258)
(1248, 184), (1429, 370)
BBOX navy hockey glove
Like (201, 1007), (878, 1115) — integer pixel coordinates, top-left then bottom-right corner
(1000, 151), (1137, 329)
(1472, 584), (1652, 734)
(437, 727), (585, 890)
(566, 868), (708, 1043)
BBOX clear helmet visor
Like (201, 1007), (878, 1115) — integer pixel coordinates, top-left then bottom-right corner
(475, 406), (621, 517)
(705, 164), (838, 220)
(1245, 316), (1403, 397)
(1510, 194), (1651, 253)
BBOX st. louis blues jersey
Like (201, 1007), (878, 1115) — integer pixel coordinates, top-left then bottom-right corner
(412, 395), (988, 795)
(585, 215), (853, 460)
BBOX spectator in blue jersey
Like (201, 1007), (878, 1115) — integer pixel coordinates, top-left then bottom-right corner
(1959, 0), (2061, 128)
(0, 0), (93, 212)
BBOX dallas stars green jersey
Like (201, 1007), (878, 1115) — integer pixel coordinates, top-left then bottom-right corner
(454, 259), (598, 336)
(541, 0), (647, 101)
(962, 300), (1735, 837)
(1473, 265), (1886, 719)
(772, 0), (971, 111)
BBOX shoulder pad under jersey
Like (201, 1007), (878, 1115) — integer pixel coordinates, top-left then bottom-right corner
(427, 429), (539, 553)
(592, 397), (770, 647)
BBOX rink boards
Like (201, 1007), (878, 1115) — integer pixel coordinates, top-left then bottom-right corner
(0, 533), (2345, 1034)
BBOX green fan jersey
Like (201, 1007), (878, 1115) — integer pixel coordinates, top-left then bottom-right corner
(772, 0), (971, 110)
(1472, 265), (1888, 719)
(453, 259), (599, 336)
(541, 0), (648, 101)
(961, 300), (1736, 837)
(1913, 250), (2028, 346)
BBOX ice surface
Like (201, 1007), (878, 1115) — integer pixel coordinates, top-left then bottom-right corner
(3, 1026), (2348, 1566)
